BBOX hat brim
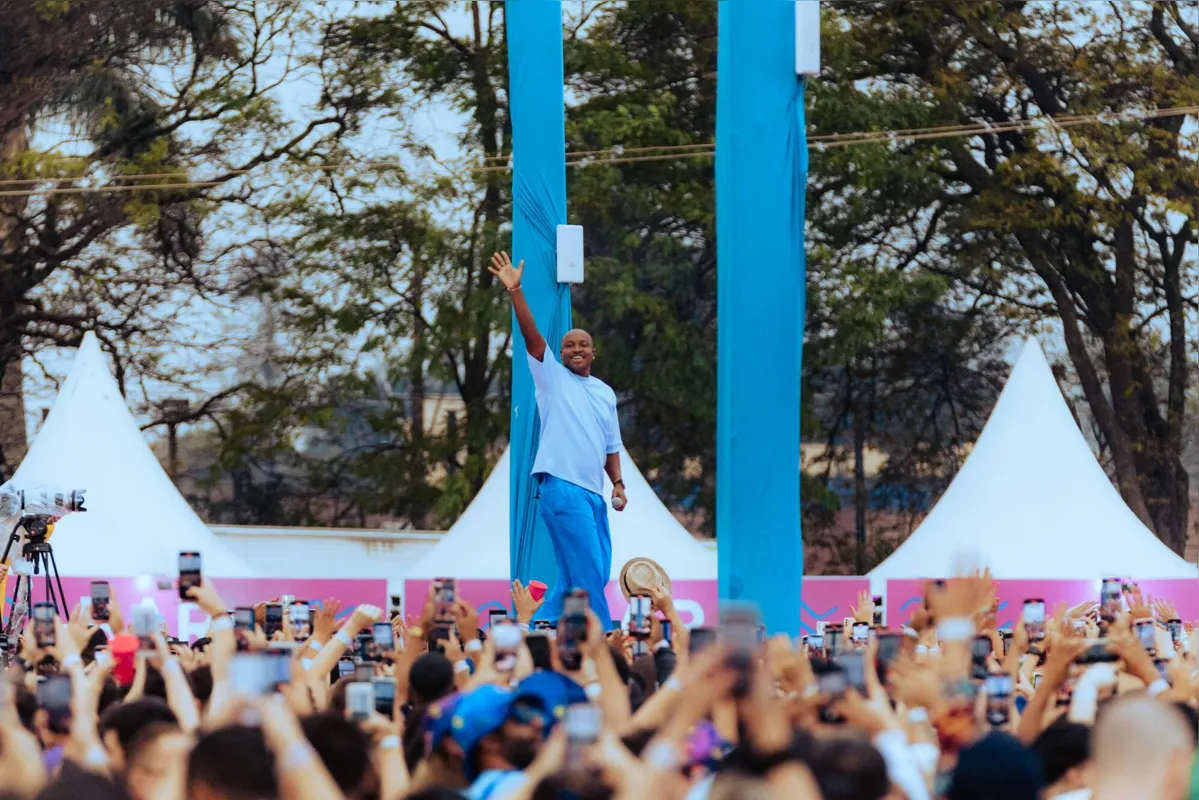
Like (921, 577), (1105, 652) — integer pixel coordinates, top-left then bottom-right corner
(618, 556), (672, 601)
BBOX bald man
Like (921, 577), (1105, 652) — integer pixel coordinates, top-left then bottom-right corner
(1083, 695), (1194, 800)
(491, 252), (625, 627)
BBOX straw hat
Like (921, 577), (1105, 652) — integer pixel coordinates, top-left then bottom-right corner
(619, 556), (672, 600)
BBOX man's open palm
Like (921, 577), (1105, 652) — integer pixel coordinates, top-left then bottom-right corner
(489, 251), (524, 289)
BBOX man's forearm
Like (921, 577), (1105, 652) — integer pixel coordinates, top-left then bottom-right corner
(604, 452), (622, 484)
(508, 288), (546, 359)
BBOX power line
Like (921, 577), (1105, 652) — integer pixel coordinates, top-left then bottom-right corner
(0, 105), (1192, 197)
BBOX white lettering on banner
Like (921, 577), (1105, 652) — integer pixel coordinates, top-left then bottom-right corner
(177, 603), (209, 642)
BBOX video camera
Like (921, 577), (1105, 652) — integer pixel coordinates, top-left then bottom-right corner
(0, 482), (86, 522)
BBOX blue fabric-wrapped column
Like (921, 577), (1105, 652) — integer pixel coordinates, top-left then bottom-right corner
(715, 0), (808, 634)
(506, 1), (573, 592)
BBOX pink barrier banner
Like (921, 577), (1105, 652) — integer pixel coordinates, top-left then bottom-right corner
(8, 576), (386, 642)
(404, 576), (867, 634)
(886, 578), (1199, 630)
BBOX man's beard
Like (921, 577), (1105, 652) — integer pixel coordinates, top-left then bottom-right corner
(503, 736), (540, 770)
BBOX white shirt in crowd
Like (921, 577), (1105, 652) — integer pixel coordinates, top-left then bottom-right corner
(527, 349), (622, 496)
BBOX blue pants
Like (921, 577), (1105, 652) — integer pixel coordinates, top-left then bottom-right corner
(532, 474), (613, 630)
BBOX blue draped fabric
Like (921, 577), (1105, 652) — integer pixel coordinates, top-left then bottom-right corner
(506, 0), (573, 591)
(715, 0), (808, 635)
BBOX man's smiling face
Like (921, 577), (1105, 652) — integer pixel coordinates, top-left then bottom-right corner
(560, 329), (594, 376)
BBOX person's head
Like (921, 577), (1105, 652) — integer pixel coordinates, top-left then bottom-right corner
(189, 665), (214, 710)
(187, 725), (276, 800)
(1091, 694), (1192, 800)
(301, 712), (373, 799)
(560, 329), (595, 376)
(409, 653), (456, 705)
(949, 732), (1043, 800)
(452, 686), (542, 780)
(1033, 719), (1092, 795)
(807, 735), (889, 800)
(98, 697), (179, 772)
(124, 721), (190, 800)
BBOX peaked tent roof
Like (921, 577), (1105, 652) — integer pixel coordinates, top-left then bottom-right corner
(13, 333), (257, 577)
(869, 338), (1194, 582)
(407, 448), (716, 580)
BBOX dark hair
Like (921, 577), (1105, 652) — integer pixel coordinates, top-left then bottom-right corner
(99, 698), (178, 753)
(188, 665), (214, 705)
(1032, 720), (1090, 786)
(80, 629), (108, 665)
(809, 735), (889, 800)
(301, 713), (372, 795)
(15, 684), (37, 732)
(125, 720), (182, 768)
(409, 653), (455, 705)
(620, 728), (656, 757)
(405, 790), (467, 800)
(188, 725), (276, 799)
(191, 637), (212, 653)
(96, 680), (124, 717)
(33, 762), (127, 800)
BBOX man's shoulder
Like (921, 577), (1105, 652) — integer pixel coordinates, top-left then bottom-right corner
(587, 375), (617, 400)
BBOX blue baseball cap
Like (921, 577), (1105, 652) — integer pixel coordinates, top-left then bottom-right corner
(423, 692), (461, 753)
(513, 671), (588, 731)
(449, 685), (515, 777)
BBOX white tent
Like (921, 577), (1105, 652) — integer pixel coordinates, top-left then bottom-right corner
(12, 333), (257, 577)
(868, 338), (1195, 584)
(407, 448), (716, 580)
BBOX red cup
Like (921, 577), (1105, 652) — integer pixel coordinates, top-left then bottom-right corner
(528, 581), (547, 602)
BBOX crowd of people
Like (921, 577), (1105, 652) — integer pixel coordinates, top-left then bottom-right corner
(0, 569), (1197, 800)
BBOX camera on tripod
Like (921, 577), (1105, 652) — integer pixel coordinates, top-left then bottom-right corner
(0, 483), (87, 625)
(0, 483), (87, 522)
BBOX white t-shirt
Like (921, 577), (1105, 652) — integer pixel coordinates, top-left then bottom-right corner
(527, 349), (623, 496)
(466, 769), (528, 800)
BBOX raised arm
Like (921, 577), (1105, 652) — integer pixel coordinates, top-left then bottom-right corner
(490, 251), (546, 361)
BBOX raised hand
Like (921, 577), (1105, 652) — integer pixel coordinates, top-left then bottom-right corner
(488, 251), (524, 290)
(512, 580), (544, 624)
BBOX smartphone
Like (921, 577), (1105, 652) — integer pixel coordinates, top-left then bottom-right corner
(1023, 599), (1046, 641)
(563, 703), (601, 772)
(689, 627), (717, 655)
(289, 602), (311, 640)
(372, 621), (395, 654)
(1100, 578), (1123, 619)
(37, 674), (72, 722)
(1032, 673), (1042, 689)
(817, 666), (848, 723)
(1155, 658), (1171, 683)
(432, 578), (456, 625)
(805, 633), (826, 656)
(133, 605), (156, 651)
(875, 631), (900, 667)
(492, 622), (522, 672)
(1135, 619), (1156, 657)
(281, 594), (295, 607)
(346, 681), (374, 722)
(836, 651), (866, 694)
(825, 624), (844, 658)
(851, 622), (870, 644)
(264, 604), (283, 638)
(525, 633), (552, 671)
(178, 551), (201, 601)
(337, 659), (355, 678)
(356, 630), (376, 662)
(1001, 630), (1012, 656)
(90, 581), (110, 621)
(628, 594), (652, 640)
(721, 602), (760, 698)
(234, 607), (256, 632)
(488, 608), (509, 630)
(985, 673), (1013, 726)
(558, 589), (589, 671)
(872, 595), (884, 627)
(32, 603), (56, 648)
(971, 635), (993, 659)
(389, 595), (402, 620)
(661, 620), (673, 645)
(373, 677), (396, 718)
(1168, 619), (1183, 643)
(354, 662), (374, 682)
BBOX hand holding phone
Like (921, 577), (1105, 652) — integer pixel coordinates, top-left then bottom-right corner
(558, 589), (589, 671)
(33, 603), (56, 648)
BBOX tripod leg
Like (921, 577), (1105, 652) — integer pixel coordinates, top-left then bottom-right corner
(48, 551), (67, 621)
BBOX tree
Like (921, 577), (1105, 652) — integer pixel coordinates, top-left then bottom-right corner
(0, 0), (356, 479)
(819, 0), (1198, 553)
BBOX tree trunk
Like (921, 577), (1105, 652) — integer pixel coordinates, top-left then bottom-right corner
(0, 123), (31, 479)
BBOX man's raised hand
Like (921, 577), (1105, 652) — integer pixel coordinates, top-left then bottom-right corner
(488, 251), (524, 290)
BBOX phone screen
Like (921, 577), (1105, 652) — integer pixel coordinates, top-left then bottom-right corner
(37, 674), (72, 715)
(526, 634), (552, 670)
(90, 582), (111, 621)
(825, 625), (843, 658)
(178, 551), (202, 600)
(234, 607), (255, 631)
(971, 635), (993, 659)
(817, 668), (848, 698)
(559, 591), (589, 670)
(628, 594), (652, 640)
(661, 620), (673, 644)
(33, 603), (56, 647)
(346, 682), (374, 722)
(372, 621), (395, 652)
(488, 608), (509, 629)
(1100, 578), (1123, 618)
(805, 633), (825, 654)
(432, 578), (456, 624)
(852, 623), (870, 643)
(689, 627), (717, 655)
(985, 673), (1012, 726)
(876, 632), (900, 665)
(337, 659), (355, 677)
(564, 703), (601, 744)
(872, 595), (884, 626)
(1169, 620), (1183, 643)
(1023, 599), (1046, 641)
(289, 603), (311, 640)
(1135, 620), (1156, 655)
(836, 652), (866, 693)
(373, 678), (396, 717)
(133, 606), (156, 650)
(264, 604), (283, 637)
